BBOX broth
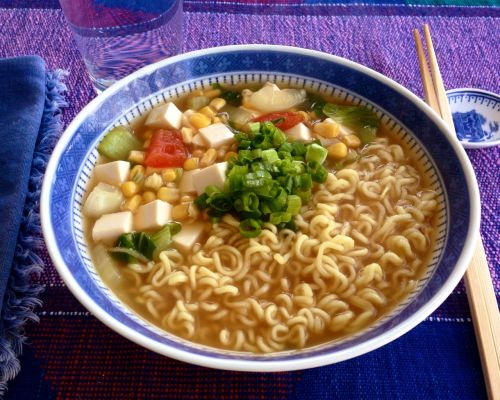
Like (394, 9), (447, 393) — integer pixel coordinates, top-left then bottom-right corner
(84, 83), (440, 353)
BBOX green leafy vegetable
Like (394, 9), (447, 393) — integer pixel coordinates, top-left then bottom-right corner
(110, 224), (181, 263)
(221, 90), (243, 107)
(305, 92), (327, 118)
(151, 222), (181, 259)
(98, 126), (142, 161)
(322, 104), (379, 145)
(110, 232), (155, 263)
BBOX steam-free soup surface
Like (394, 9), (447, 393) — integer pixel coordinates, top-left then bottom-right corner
(84, 83), (440, 353)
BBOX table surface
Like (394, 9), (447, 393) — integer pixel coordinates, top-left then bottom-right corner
(1, 1), (499, 399)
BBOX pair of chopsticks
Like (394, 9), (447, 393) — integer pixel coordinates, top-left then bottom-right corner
(414, 25), (500, 400)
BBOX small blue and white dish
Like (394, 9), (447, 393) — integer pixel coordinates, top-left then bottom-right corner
(41, 45), (480, 372)
(447, 88), (500, 149)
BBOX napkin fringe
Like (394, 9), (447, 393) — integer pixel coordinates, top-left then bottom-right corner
(0, 69), (68, 394)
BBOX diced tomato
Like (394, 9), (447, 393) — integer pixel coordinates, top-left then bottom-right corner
(144, 130), (188, 168)
(253, 112), (304, 131)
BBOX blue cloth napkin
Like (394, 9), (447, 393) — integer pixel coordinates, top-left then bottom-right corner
(0, 56), (67, 394)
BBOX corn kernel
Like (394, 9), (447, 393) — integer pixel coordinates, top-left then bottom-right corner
(128, 150), (145, 164)
(181, 127), (194, 144)
(200, 148), (217, 168)
(190, 113), (211, 129)
(130, 165), (145, 184)
(209, 97), (226, 111)
(143, 138), (151, 149)
(144, 173), (163, 191)
(122, 194), (142, 212)
(314, 121), (340, 138)
(206, 88), (223, 98)
(328, 142), (348, 160)
(161, 168), (177, 183)
(217, 146), (228, 161)
(172, 203), (190, 221)
(199, 106), (216, 119)
(121, 181), (139, 197)
(224, 151), (238, 161)
(183, 157), (200, 171)
(142, 191), (156, 204)
(342, 135), (361, 148)
(142, 130), (153, 140)
(157, 187), (180, 204)
(212, 116), (222, 124)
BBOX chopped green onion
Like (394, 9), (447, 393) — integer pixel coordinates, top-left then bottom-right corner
(207, 193), (233, 213)
(247, 122), (261, 134)
(286, 195), (302, 215)
(194, 193), (209, 209)
(205, 185), (222, 197)
(269, 212), (292, 225)
(239, 219), (262, 238)
(262, 149), (280, 164)
(196, 118), (330, 237)
(306, 143), (328, 164)
(291, 141), (306, 156)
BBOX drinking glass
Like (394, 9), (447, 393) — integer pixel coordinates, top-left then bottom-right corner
(59, 0), (183, 92)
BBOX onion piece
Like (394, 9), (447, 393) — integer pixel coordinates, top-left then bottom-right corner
(249, 85), (306, 113)
(83, 182), (123, 218)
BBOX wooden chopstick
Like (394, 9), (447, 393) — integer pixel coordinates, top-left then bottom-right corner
(414, 25), (500, 400)
(413, 29), (440, 113)
(422, 25), (455, 130)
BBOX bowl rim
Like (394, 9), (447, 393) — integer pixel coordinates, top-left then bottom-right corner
(41, 44), (480, 372)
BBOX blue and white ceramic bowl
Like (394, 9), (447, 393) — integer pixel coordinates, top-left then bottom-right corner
(447, 88), (500, 148)
(41, 45), (480, 372)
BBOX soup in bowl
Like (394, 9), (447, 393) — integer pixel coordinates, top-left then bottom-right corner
(41, 45), (479, 371)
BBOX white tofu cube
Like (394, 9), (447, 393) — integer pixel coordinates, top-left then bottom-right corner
(192, 162), (228, 195)
(285, 123), (312, 141)
(134, 200), (172, 231)
(145, 102), (183, 130)
(92, 211), (133, 243)
(172, 222), (205, 253)
(179, 169), (201, 193)
(93, 160), (130, 186)
(198, 123), (235, 148)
